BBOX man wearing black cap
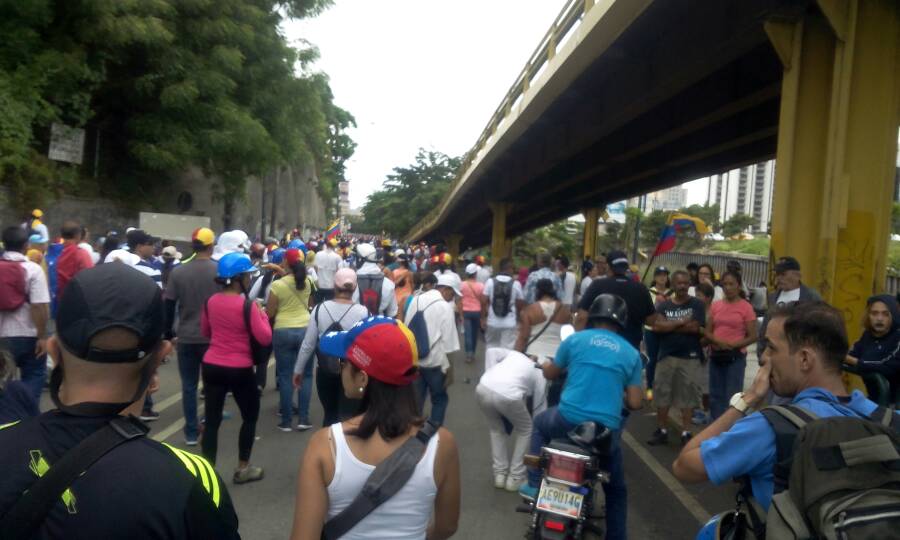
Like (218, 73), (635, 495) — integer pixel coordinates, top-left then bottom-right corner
(576, 250), (657, 350)
(0, 264), (240, 539)
(758, 256), (821, 360)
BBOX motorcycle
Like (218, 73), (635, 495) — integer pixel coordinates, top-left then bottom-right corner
(518, 421), (612, 539)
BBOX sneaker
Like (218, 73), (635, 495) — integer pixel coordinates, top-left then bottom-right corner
(139, 410), (160, 422)
(233, 465), (264, 484)
(505, 476), (523, 492)
(494, 473), (506, 489)
(185, 438), (198, 446)
(296, 422), (313, 432)
(518, 484), (539, 501)
(277, 423), (292, 432)
(681, 432), (693, 446)
(647, 428), (669, 446)
(691, 410), (709, 426)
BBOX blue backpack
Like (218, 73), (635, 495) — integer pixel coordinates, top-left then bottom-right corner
(407, 297), (441, 358)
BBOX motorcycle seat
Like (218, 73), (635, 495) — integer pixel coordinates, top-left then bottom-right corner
(565, 421), (613, 456)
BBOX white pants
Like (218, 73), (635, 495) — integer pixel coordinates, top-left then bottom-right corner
(476, 383), (532, 481)
(485, 326), (517, 350)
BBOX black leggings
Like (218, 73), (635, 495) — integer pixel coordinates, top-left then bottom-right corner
(201, 363), (260, 464)
(315, 362), (361, 427)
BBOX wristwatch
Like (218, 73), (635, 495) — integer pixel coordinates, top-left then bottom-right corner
(729, 392), (751, 416)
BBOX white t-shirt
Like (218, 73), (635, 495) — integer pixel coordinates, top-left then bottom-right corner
(0, 252), (50, 338)
(480, 348), (548, 415)
(775, 287), (801, 306)
(482, 275), (523, 329)
(475, 266), (491, 284)
(689, 285), (724, 302)
(314, 248), (342, 290)
(403, 289), (459, 372)
(561, 271), (576, 305)
(580, 276), (594, 297)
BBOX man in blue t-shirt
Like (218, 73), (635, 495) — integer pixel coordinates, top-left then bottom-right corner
(672, 301), (897, 512)
(520, 294), (643, 540)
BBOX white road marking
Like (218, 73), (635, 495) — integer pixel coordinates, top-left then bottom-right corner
(621, 430), (711, 524)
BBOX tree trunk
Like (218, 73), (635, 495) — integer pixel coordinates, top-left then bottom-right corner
(269, 166), (280, 239)
(260, 174), (267, 240)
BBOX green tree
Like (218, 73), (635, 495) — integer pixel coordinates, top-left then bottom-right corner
(512, 220), (580, 266)
(722, 213), (757, 237)
(361, 149), (461, 237)
(892, 202), (900, 236)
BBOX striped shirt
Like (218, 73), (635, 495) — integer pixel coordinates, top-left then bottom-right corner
(136, 258), (163, 288)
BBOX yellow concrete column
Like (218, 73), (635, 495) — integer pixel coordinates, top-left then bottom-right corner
(488, 202), (512, 264)
(446, 234), (462, 262)
(582, 207), (601, 262)
(767, 1), (900, 339)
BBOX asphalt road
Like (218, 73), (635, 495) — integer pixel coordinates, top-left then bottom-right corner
(40, 339), (756, 539)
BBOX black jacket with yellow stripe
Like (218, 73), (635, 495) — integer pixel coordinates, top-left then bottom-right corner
(0, 411), (240, 539)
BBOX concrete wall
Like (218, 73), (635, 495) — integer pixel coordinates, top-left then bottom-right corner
(0, 162), (329, 240)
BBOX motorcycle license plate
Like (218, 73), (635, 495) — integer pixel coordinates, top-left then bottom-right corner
(536, 480), (584, 518)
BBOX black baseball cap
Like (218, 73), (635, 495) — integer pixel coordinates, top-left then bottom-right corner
(654, 266), (670, 275)
(57, 263), (164, 363)
(126, 228), (158, 249)
(606, 250), (630, 272)
(774, 256), (801, 274)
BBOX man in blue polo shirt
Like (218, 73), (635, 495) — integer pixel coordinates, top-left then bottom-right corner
(672, 301), (895, 510)
(521, 294), (643, 540)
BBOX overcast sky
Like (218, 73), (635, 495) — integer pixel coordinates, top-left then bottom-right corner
(284, 1), (569, 208)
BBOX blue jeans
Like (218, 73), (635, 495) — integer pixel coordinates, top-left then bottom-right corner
(528, 407), (627, 540)
(178, 343), (208, 440)
(463, 311), (480, 355)
(643, 329), (659, 389)
(274, 327), (309, 424)
(415, 366), (448, 425)
(709, 353), (747, 420)
(3, 337), (44, 408)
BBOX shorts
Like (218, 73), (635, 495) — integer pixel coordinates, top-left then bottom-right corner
(485, 326), (518, 350)
(654, 356), (702, 409)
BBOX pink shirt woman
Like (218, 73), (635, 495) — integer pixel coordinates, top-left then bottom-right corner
(201, 293), (273, 368)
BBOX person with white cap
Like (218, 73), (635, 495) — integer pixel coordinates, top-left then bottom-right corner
(351, 243), (397, 317)
(461, 263), (485, 363)
(212, 230), (251, 261)
(403, 273), (460, 425)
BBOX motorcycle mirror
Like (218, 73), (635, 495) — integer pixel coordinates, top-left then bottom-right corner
(560, 324), (575, 342)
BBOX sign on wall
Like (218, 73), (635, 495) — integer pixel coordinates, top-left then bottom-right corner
(48, 123), (86, 165)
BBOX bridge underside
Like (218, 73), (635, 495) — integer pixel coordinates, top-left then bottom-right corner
(421, 0), (806, 248)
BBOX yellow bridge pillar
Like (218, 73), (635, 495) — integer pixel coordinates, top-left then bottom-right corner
(767, 0), (900, 339)
(445, 234), (462, 263)
(582, 207), (602, 262)
(489, 202), (512, 265)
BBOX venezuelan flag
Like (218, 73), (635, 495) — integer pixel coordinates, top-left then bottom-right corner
(325, 220), (341, 241)
(653, 225), (677, 256)
(667, 213), (710, 235)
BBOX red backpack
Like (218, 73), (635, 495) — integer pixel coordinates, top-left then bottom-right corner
(358, 275), (384, 316)
(0, 259), (27, 311)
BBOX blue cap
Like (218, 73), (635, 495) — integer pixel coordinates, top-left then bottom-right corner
(269, 248), (286, 264)
(217, 252), (256, 279)
(287, 239), (307, 254)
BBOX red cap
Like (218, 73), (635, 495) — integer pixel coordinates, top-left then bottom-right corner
(318, 317), (418, 386)
(285, 248), (305, 266)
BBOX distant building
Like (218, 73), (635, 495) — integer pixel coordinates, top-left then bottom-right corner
(338, 181), (351, 217)
(705, 160), (775, 233)
(647, 186), (687, 212)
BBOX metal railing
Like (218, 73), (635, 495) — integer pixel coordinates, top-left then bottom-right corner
(407, 0), (593, 240)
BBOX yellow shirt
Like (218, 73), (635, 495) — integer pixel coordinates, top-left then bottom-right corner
(270, 274), (314, 329)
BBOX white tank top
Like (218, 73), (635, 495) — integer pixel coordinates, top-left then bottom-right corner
(527, 301), (563, 359)
(326, 423), (440, 539)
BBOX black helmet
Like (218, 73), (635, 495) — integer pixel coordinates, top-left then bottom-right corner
(588, 294), (628, 329)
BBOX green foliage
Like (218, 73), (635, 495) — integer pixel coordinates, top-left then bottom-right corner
(512, 221), (580, 267)
(360, 149), (461, 237)
(722, 213), (757, 237)
(892, 203), (900, 236)
(709, 237), (770, 256)
(0, 0), (349, 222)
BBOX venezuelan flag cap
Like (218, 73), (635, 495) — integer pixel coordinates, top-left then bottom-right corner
(192, 227), (216, 246)
(319, 316), (419, 386)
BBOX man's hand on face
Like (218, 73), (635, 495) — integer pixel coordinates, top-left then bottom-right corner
(743, 360), (772, 409)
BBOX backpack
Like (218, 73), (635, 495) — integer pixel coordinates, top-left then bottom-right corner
(0, 259), (27, 311)
(752, 404), (900, 539)
(491, 278), (513, 317)
(406, 297), (441, 359)
(314, 303), (355, 375)
(358, 275), (384, 316)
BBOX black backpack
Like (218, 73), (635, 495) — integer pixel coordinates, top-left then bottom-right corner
(491, 278), (513, 317)
(358, 275), (384, 316)
(314, 303), (355, 375)
(406, 297), (441, 359)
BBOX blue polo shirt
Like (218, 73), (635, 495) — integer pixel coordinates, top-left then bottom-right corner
(553, 329), (642, 429)
(699, 388), (890, 510)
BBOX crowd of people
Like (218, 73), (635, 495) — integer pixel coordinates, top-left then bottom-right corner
(0, 209), (898, 539)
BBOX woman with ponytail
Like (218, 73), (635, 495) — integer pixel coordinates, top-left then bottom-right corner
(267, 248), (318, 431)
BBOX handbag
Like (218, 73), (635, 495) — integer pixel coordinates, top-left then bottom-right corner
(243, 299), (273, 366)
(709, 349), (739, 365)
